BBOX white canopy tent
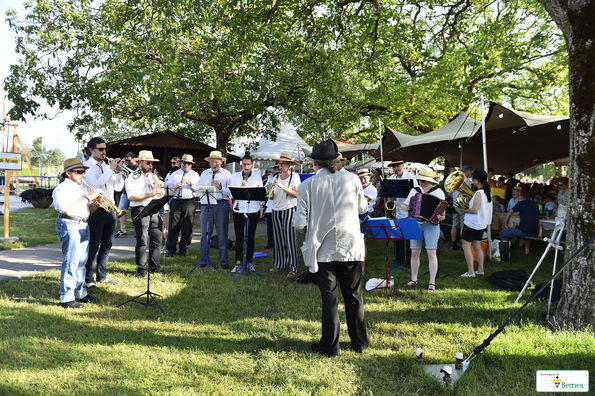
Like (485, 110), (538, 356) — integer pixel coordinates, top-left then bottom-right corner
(236, 124), (311, 163)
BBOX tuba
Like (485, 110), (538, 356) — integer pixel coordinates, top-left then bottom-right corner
(444, 171), (475, 209)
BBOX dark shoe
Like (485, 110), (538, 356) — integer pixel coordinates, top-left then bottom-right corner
(179, 252), (187, 257)
(221, 264), (230, 270)
(77, 295), (99, 303)
(135, 272), (146, 278)
(150, 269), (166, 275)
(165, 251), (175, 258)
(60, 300), (83, 309)
(450, 243), (460, 251)
(115, 231), (127, 238)
(311, 343), (339, 358)
(100, 279), (118, 286)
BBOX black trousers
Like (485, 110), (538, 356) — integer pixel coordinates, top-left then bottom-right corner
(85, 208), (117, 283)
(394, 239), (411, 267)
(130, 206), (162, 274)
(166, 198), (195, 254)
(314, 261), (369, 356)
(233, 211), (260, 264)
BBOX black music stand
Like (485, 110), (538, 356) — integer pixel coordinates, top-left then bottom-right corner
(228, 186), (267, 282)
(367, 217), (422, 296)
(379, 179), (414, 273)
(118, 195), (170, 313)
(189, 186), (222, 275)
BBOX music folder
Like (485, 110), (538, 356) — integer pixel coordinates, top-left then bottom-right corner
(196, 186), (218, 205)
(228, 186), (268, 202)
(379, 179), (414, 199)
(132, 195), (171, 222)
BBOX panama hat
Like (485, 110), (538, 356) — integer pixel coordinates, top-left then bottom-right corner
(63, 158), (89, 173)
(416, 166), (438, 184)
(205, 150), (226, 162)
(135, 150), (159, 162)
(180, 154), (195, 164)
(357, 169), (372, 178)
(272, 153), (298, 165)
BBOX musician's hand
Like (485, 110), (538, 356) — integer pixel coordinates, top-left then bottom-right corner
(109, 157), (122, 172)
(241, 181), (248, 187)
(402, 204), (410, 212)
(273, 179), (281, 187)
(437, 213), (446, 221)
(88, 191), (100, 202)
(211, 180), (221, 189)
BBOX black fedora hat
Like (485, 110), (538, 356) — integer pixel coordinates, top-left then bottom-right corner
(309, 140), (339, 160)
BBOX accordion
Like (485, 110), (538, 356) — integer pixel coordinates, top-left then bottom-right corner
(408, 192), (449, 225)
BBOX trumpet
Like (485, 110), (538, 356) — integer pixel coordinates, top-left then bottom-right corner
(106, 157), (133, 177)
(82, 181), (126, 218)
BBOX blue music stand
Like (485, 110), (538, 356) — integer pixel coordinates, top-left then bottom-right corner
(189, 186), (224, 276)
(368, 217), (422, 291)
(228, 186), (267, 282)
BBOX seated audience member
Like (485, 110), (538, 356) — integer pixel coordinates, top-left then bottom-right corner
(542, 191), (557, 217)
(487, 168), (497, 187)
(497, 176), (507, 189)
(500, 189), (540, 254)
(506, 186), (522, 211)
(492, 195), (505, 214)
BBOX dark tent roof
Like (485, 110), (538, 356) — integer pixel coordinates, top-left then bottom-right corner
(106, 130), (240, 172)
(374, 104), (569, 174)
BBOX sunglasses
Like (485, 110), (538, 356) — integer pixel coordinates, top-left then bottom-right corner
(94, 147), (107, 152)
(171, 162), (177, 164)
(558, 184), (564, 187)
(182, 162), (193, 165)
(71, 169), (86, 175)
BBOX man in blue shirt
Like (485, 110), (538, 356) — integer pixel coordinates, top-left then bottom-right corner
(500, 189), (540, 244)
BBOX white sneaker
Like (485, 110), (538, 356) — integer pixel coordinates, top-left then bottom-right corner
(231, 265), (242, 274)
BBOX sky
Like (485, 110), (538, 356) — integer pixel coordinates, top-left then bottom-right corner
(1, 0), (80, 158)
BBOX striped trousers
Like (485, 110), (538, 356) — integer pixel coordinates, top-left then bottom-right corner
(272, 207), (298, 271)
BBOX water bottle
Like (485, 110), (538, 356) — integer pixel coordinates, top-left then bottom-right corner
(389, 275), (394, 291)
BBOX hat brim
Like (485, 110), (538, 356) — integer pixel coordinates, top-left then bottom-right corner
(205, 156), (226, 162)
(309, 153), (339, 161)
(181, 160), (196, 164)
(416, 175), (438, 184)
(358, 173), (372, 177)
(389, 161), (404, 167)
(272, 158), (298, 165)
(64, 164), (90, 172)
(134, 158), (159, 162)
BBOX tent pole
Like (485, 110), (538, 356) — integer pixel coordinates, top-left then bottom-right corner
(378, 119), (385, 179)
(480, 93), (492, 257)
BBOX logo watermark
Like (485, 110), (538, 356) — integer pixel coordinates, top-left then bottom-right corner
(536, 371), (589, 392)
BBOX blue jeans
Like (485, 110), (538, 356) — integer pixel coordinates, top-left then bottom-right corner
(118, 190), (130, 210)
(85, 209), (117, 283)
(200, 202), (229, 266)
(56, 218), (89, 303)
(410, 222), (440, 250)
(499, 226), (534, 242)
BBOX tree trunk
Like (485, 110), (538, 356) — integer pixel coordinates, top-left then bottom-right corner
(539, 0), (595, 326)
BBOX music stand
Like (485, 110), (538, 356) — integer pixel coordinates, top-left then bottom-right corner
(379, 179), (414, 274)
(118, 195), (170, 313)
(367, 217), (422, 296)
(228, 186), (267, 282)
(189, 186), (223, 275)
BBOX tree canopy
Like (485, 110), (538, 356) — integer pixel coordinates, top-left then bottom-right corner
(4, 0), (568, 151)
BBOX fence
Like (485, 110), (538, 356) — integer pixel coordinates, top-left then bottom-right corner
(0, 175), (61, 194)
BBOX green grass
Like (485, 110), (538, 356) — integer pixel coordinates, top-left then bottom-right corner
(0, 233), (593, 395)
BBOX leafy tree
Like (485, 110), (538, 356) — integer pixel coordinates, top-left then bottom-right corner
(4, 0), (568, 152)
(537, 0), (595, 327)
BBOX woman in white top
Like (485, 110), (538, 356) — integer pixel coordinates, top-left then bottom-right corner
(401, 166), (446, 292)
(459, 170), (493, 278)
(268, 153), (302, 276)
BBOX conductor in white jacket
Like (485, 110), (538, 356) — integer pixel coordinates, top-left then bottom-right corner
(293, 140), (369, 357)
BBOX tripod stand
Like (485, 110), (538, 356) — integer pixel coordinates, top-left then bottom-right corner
(118, 199), (170, 313)
(515, 217), (566, 320)
(228, 186), (266, 282)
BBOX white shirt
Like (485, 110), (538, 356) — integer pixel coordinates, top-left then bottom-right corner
(163, 168), (200, 199)
(339, 167), (349, 173)
(362, 183), (377, 213)
(83, 157), (124, 202)
(389, 171), (419, 218)
(195, 168), (233, 201)
(464, 190), (493, 230)
(227, 170), (264, 213)
(53, 178), (91, 218)
(125, 171), (161, 207)
(271, 171), (301, 211)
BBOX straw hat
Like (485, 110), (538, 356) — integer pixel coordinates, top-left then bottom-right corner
(63, 158), (89, 172)
(357, 169), (372, 178)
(180, 154), (195, 164)
(135, 150), (159, 162)
(272, 153), (298, 165)
(205, 150), (226, 162)
(337, 152), (345, 161)
(416, 166), (438, 184)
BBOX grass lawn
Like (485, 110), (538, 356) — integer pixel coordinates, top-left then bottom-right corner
(0, 228), (593, 395)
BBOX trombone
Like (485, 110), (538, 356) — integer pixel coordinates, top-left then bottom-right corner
(106, 157), (133, 177)
(82, 181), (126, 218)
